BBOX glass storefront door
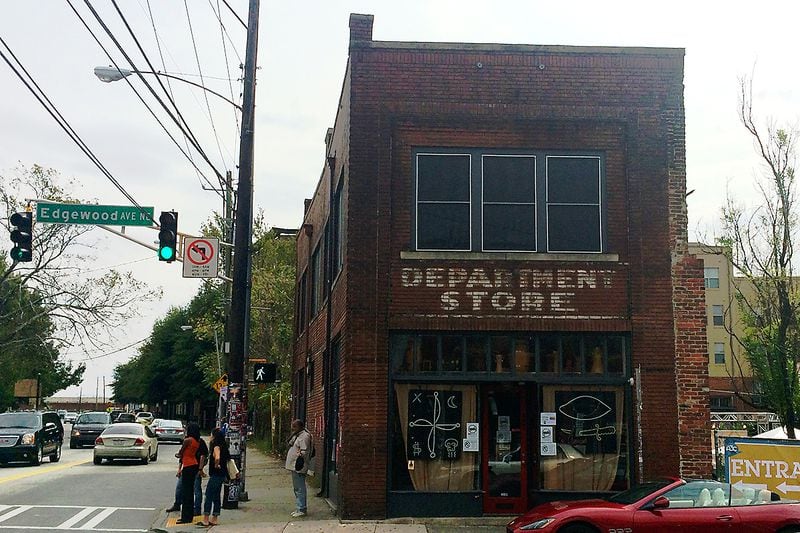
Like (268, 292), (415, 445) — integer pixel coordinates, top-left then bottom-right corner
(482, 384), (528, 514)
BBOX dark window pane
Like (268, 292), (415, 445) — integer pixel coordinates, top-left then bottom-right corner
(483, 204), (535, 251)
(548, 205), (601, 252)
(539, 335), (559, 373)
(561, 336), (581, 373)
(584, 336), (605, 374)
(607, 337), (624, 375)
(466, 337), (487, 371)
(442, 336), (463, 371)
(491, 336), (511, 373)
(547, 157), (600, 203)
(513, 337), (534, 373)
(418, 335), (438, 372)
(418, 154), (470, 202)
(483, 156), (535, 202)
(418, 203), (470, 250)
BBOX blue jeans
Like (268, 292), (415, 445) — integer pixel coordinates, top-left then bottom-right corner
(291, 471), (307, 512)
(203, 474), (225, 516)
(174, 473), (203, 515)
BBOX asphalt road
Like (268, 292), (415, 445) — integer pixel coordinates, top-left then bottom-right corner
(0, 424), (179, 533)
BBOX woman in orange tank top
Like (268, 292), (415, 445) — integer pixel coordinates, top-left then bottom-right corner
(176, 423), (201, 524)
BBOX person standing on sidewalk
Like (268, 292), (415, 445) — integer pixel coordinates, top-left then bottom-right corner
(176, 422), (201, 525)
(166, 428), (208, 517)
(199, 428), (230, 527)
(285, 419), (312, 518)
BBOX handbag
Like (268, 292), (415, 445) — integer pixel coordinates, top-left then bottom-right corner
(226, 458), (240, 479)
(294, 455), (305, 471)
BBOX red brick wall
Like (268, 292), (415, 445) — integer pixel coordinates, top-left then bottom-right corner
(293, 13), (702, 518)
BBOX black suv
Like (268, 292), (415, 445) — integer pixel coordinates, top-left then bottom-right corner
(70, 411), (111, 448)
(0, 411), (63, 466)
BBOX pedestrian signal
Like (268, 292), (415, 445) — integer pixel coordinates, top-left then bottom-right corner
(9, 212), (33, 262)
(158, 211), (178, 262)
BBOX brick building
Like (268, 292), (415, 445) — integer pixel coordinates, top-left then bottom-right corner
(292, 14), (709, 519)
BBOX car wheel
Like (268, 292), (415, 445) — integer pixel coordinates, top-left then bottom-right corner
(93, 456), (101, 465)
(30, 444), (43, 466)
(151, 448), (158, 462)
(141, 454), (149, 465)
(69, 441), (77, 449)
(558, 524), (598, 533)
(50, 443), (62, 463)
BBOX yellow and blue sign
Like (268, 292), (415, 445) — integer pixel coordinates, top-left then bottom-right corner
(725, 437), (800, 497)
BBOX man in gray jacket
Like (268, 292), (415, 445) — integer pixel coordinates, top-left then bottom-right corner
(285, 419), (312, 518)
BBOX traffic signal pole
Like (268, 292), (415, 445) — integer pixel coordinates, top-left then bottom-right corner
(226, 0), (260, 502)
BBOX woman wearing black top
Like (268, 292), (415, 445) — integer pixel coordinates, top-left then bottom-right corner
(199, 428), (230, 527)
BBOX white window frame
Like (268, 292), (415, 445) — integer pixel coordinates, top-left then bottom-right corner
(714, 342), (725, 364)
(480, 154), (537, 252)
(711, 304), (724, 326)
(704, 267), (720, 289)
(545, 155), (603, 253)
(415, 153), (472, 252)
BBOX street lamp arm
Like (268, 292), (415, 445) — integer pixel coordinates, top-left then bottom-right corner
(93, 66), (242, 111)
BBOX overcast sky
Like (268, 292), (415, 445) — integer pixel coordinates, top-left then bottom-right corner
(1, 1), (798, 401)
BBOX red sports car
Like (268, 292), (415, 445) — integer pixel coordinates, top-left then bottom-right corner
(507, 478), (800, 533)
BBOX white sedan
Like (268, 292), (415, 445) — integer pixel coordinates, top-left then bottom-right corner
(93, 423), (158, 465)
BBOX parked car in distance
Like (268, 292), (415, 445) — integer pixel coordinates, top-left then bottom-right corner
(506, 478), (800, 533)
(57, 410), (67, 421)
(63, 412), (78, 424)
(135, 412), (154, 425)
(70, 412), (111, 448)
(113, 413), (136, 423)
(93, 423), (158, 465)
(109, 409), (124, 423)
(152, 419), (185, 443)
(0, 411), (63, 466)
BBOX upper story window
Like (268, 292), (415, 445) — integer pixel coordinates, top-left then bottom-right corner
(714, 342), (725, 364)
(711, 304), (724, 326)
(414, 150), (604, 253)
(704, 267), (720, 289)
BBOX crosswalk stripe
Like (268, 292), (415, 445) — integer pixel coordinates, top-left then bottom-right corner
(81, 507), (116, 529)
(56, 506), (98, 529)
(0, 506), (29, 523)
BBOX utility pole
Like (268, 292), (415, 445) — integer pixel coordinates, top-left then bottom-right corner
(227, 0), (260, 502)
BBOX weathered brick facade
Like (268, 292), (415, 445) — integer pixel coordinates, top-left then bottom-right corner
(292, 13), (709, 519)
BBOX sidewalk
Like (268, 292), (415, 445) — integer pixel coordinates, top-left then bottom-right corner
(151, 446), (509, 533)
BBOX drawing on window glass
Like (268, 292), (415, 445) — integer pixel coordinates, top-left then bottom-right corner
(408, 390), (462, 460)
(557, 394), (617, 443)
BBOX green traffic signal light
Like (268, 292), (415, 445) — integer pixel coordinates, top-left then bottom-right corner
(9, 211), (33, 262)
(158, 211), (178, 263)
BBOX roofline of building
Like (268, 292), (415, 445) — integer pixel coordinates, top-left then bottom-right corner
(354, 40), (685, 57)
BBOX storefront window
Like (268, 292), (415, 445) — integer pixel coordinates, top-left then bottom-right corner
(491, 336), (512, 373)
(392, 384), (479, 491)
(513, 336), (534, 373)
(540, 385), (628, 491)
(607, 336), (625, 375)
(442, 336), (463, 371)
(584, 335), (605, 374)
(466, 337), (487, 371)
(418, 335), (438, 372)
(391, 335), (415, 373)
(539, 335), (559, 373)
(561, 336), (581, 373)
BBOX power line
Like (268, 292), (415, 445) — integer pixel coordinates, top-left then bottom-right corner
(68, 0), (223, 197)
(107, 0), (227, 192)
(220, 0), (247, 30)
(212, 0), (242, 151)
(78, 337), (150, 361)
(183, 0), (233, 173)
(0, 36), (154, 225)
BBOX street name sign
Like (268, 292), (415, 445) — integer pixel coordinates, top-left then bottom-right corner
(725, 437), (800, 496)
(37, 202), (154, 226)
(183, 237), (219, 278)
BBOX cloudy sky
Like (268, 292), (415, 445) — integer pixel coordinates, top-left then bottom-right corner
(1, 0), (798, 400)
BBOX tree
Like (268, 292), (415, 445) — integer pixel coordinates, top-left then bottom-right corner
(0, 165), (161, 352)
(720, 77), (800, 437)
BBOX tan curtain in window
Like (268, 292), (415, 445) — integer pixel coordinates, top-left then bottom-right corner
(394, 383), (478, 491)
(541, 385), (624, 491)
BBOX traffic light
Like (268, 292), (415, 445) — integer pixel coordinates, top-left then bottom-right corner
(158, 211), (178, 262)
(9, 212), (33, 262)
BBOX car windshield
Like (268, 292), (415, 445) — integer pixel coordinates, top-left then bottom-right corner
(607, 481), (674, 504)
(0, 413), (38, 428)
(137, 412), (152, 418)
(102, 425), (143, 436)
(161, 420), (183, 428)
(76, 413), (109, 424)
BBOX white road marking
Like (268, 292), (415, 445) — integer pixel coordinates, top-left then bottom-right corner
(0, 506), (30, 523)
(81, 507), (116, 529)
(56, 506), (98, 529)
(0, 505), (154, 531)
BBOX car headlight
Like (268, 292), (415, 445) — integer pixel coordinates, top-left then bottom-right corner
(520, 518), (556, 530)
(21, 433), (35, 445)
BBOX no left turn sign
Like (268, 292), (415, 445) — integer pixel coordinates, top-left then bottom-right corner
(182, 237), (219, 278)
